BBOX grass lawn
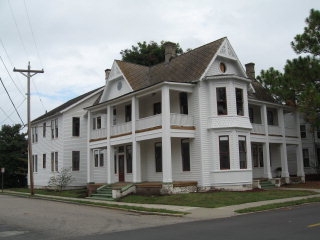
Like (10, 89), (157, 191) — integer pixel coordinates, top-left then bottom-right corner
(8, 188), (87, 198)
(120, 189), (318, 208)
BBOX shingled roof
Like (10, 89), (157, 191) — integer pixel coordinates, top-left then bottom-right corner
(32, 87), (103, 123)
(116, 37), (226, 91)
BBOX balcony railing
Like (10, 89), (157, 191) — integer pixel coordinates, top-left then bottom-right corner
(170, 113), (194, 126)
(251, 124), (265, 134)
(111, 122), (132, 136)
(285, 127), (298, 137)
(90, 128), (107, 140)
(136, 114), (162, 131)
(268, 125), (282, 135)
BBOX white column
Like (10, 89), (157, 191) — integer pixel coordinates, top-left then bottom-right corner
(262, 105), (272, 179)
(132, 141), (141, 182)
(106, 105), (112, 184)
(161, 86), (172, 183)
(87, 111), (92, 183)
(263, 143), (272, 179)
(280, 143), (290, 183)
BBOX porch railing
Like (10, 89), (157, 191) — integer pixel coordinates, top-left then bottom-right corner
(111, 122), (132, 136)
(90, 128), (108, 140)
(251, 124), (265, 134)
(170, 113), (194, 126)
(285, 127), (298, 137)
(136, 114), (162, 131)
(268, 125), (282, 135)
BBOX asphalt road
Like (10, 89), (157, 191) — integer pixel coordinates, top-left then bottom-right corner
(1, 194), (320, 240)
(0, 195), (189, 239)
(78, 203), (320, 240)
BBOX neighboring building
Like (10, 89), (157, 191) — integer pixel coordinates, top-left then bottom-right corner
(298, 119), (320, 175)
(31, 87), (103, 188)
(86, 37), (305, 193)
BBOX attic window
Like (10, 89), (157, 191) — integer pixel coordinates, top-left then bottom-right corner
(219, 62), (226, 73)
(117, 81), (122, 90)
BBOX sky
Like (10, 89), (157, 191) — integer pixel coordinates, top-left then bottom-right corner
(0, 0), (319, 129)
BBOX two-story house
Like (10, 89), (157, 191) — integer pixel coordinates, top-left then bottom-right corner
(86, 37), (305, 193)
(31, 87), (103, 188)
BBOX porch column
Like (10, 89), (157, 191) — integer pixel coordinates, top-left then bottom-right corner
(87, 111), (92, 183)
(295, 112), (305, 182)
(161, 86), (172, 183)
(280, 143), (290, 183)
(262, 105), (272, 179)
(132, 141), (141, 182)
(263, 143), (272, 179)
(106, 105), (112, 184)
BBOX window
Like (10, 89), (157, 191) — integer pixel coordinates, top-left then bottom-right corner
(125, 104), (132, 122)
(43, 154), (46, 169)
(55, 119), (58, 138)
(51, 120), (54, 139)
(94, 150), (104, 167)
(239, 136), (247, 169)
(114, 151), (117, 174)
(155, 142), (162, 172)
(54, 152), (58, 172)
(179, 92), (188, 114)
(72, 151), (80, 171)
(267, 109), (278, 126)
(153, 102), (161, 115)
(32, 127), (38, 143)
(35, 127), (38, 142)
(236, 88), (244, 116)
(219, 136), (230, 170)
(32, 127), (35, 143)
(126, 145), (132, 173)
(317, 128), (320, 139)
(32, 155), (38, 172)
(181, 139), (190, 171)
(216, 87), (227, 115)
(43, 122), (46, 138)
(51, 152), (54, 172)
(303, 149), (310, 167)
(252, 143), (264, 168)
(113, 108), (117, 125)
(72, 117), (80, 136)
(51, 119), (58, 139)
(249, 107), (254, 123)
(300, 125), (306, 138)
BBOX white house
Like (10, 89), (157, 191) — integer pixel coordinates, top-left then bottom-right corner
(31, 87), (103, 188)
(86, 37), (305, 193)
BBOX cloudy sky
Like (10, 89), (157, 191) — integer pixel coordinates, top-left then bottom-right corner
(0, 0), (319, 129)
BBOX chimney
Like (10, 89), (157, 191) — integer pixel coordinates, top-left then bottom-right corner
(245, 63), (255, 80)
(164, 42), (176, 63)
(105, 69), (111, 81)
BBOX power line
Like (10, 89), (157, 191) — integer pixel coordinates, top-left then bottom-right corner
(0, 77), (25, 126)
(0, 54), (25, 98)
(7, 0), (29, 59)
(23, 0), (44, 68)
(0, 98), (26, 125)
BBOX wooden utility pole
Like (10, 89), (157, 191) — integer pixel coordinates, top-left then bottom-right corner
(14, 62), (44, 195)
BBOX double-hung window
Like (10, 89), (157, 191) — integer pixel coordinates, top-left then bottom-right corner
(219, 136), (230, 170)
(217, 87), (227, 115)
(238, 136), (247, 169)
(236, 88), (244, 116)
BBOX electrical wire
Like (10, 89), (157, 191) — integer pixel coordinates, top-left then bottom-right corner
(0, 77), (25, 126)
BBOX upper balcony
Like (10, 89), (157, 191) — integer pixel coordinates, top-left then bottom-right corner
(90, 89), (194, 141)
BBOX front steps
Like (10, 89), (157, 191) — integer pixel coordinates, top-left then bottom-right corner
(89, 185), (113, 201)
(260, 180), (275, 189)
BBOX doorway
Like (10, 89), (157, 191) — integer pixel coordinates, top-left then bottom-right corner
(118, 154), (125, 182)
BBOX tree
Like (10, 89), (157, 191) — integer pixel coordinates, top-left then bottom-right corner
(291, 9), (320, 56)
(120, 41), (183, 66)
(258, 9), (320, 130)
(0, 124), (27, 188)
(48, 167), (74, 191)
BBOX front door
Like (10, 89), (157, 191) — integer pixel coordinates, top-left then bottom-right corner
(118, 154), (125, 182)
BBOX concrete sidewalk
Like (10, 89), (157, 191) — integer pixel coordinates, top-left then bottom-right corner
(3, 188), (320, 220)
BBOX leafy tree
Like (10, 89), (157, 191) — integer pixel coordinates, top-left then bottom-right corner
(0, 124), (27, 188)
(291, 9), (320, 56)
(120, 41), (183, 66)
(48, 167), (74, 191)
(258, 9), (320, 130)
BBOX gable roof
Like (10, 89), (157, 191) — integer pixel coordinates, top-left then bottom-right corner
(116, 37), (226, 91)
(32, 87), (103, 123)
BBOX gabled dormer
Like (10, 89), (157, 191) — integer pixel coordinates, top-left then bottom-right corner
(99, 61), (133, 103)
(203, 38), (247, 78)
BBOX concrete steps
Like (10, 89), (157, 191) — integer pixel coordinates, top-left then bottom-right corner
(260, 180), (275, 189)
(89, 185), (114, 201)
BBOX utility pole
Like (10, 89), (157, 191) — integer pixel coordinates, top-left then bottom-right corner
(14, 62), (44, 196)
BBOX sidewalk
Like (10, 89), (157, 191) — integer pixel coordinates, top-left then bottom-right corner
(3, 189), (320, 220)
